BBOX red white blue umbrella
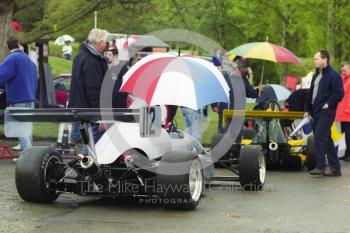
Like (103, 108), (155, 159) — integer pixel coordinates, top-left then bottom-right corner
(120, 53), (230, 110)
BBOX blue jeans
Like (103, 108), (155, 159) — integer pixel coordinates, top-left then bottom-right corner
(63, 53), (71, 60)
(71, 122), (81, 144)
(72, 122), (103, 156)
(181, 107), (202, 143)
(10, 102), (35, 150)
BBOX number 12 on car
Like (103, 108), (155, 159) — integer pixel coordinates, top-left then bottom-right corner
(140, 106), (161, 137)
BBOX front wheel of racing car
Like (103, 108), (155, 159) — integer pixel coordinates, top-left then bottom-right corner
(239, 145), (266, 191)
(306, 135), (317, 171)
(156, 151), (203, 210)
(16, 146), (64, 203)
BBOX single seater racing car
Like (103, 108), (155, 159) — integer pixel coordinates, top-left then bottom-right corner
(5, 107), (265, 210)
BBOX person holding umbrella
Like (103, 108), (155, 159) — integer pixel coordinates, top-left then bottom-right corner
(62, 40), (73, 60)
(306, 50), (344, 176)
(212, 59), (261, 134)
(336, 61), (350, 162)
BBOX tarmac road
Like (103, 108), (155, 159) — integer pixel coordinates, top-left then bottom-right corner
(0, 145), (350, 233)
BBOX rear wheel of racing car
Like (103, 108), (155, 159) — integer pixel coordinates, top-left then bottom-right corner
(16, 146), (64, 203)
(239, 145), (266, 191)
(306, 135), (317, 171)
(157, 151), (203, 210)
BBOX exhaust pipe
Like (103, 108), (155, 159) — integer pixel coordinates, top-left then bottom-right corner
(80, 156), (101, 178)
(80, 156), (110, 191)
(269, 141), (278, 151)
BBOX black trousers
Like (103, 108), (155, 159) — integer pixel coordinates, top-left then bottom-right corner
(312, 109), (340, 171)
(341, 122), (350, 158)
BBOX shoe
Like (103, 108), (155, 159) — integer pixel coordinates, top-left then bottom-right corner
(12, 144), (21, 151)
(324, 168), (341, 177)
(309, 168), (325, 175)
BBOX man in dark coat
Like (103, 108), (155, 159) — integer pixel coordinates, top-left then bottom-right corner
(280, 88), (310, 139)
(285, 88), (309, 112)
(68, 30), (109, 109)
(69, 28), (109, 146)
(306, 50), (344, 176)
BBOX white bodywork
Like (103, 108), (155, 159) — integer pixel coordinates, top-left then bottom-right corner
(95, 122), (203, 165)
(96, 122), (170, 164)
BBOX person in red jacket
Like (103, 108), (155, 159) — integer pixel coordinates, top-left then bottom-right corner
(11, 18), (22, 32)
(336, 62), (350, 161)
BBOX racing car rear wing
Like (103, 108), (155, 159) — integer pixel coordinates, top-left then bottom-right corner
(4, 107), (161, 138)
(223, 110), (304, 121)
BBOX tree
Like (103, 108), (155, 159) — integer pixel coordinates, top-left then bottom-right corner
(0, 0), (145, 61)
(0, 0), (38, 60)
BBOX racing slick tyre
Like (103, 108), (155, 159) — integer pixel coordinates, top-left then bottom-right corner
(211, 133), (228, 168)
(16, 146), (64, 203)
(306, 135), (317, 171)
(239, 145), (266, 191)
(157, 151), (203, 210)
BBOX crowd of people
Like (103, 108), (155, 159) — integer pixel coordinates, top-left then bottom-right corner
(0, 28), (349, 176)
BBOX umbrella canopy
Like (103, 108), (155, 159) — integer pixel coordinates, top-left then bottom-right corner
(54, 35), (75, 45)
(120, 53), (230, 110)
(227, 42), (301, 64)
(247, 84), (291, 104)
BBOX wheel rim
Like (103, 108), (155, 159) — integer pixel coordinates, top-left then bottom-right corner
(44, 155), (60, 188)
(259, 153), (266, 183)
(188, 159), (203, 202)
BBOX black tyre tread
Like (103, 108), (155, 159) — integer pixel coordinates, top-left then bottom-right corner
(239, 145), (265, 191)
(16, 146), (62, 203)
(157, 151), (202, 210)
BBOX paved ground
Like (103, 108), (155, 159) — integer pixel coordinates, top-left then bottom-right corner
(0, 140), (350, 233)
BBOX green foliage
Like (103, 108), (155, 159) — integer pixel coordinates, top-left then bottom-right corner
(48, 56), (72, 76)
(49, 41), (80, 58)
(0, 123), (58, 139)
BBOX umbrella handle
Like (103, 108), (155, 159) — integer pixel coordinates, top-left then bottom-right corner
(258, 82), (263, 97)
(260, 60), (265, 84)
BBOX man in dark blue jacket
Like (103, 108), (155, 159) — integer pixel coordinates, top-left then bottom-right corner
(0, 37), (37, 152)
(69, 28), (109, 149)
(306, 50), (344, 176)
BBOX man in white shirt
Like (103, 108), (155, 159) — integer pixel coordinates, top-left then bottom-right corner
(62, 41), (73, 60)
